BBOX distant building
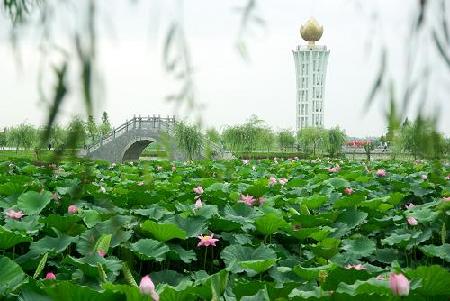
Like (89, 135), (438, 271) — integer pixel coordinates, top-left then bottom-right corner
(293, 18), (330, 131)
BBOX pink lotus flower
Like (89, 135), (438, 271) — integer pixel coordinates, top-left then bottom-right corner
(194, 199), (203, 209)
(68, 205), (78, 214)
(45, 272), (56, 280)
(446, 174), (450, 180)
(5, 209), (24, 220)
(239, 195), (255, 206)
(443, 196), (450, 202)
(258, 197), (266, 205)
(197, 234), (219, 247)
(390, 273), (410, 296)
(193, 186), (204, 195)
(278, 178), (288, 185)
(376, 169), (386, 177)
(345, 264), (366, 270)
(328, 165), (341, 173)
(139, 275), (159, 301)
(268, 177), (277, 186)
(407, 216), (418, 226)
(421, 174), (428, 180)
(344, 187), (353, 195)
(405, 203), (415, 210)
(97, 249), (106, 257)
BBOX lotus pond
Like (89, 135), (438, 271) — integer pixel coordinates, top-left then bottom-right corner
(0, 158), (449, 300)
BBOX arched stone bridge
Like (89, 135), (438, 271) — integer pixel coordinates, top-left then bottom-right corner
(84, 115), (179, 163)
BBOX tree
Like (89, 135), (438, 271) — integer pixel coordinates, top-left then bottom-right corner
(205, 128), (221, 144)
(222, 116), (272, 155)
(363, 140), (376, 161)
(277, 130), (295, 152)
(297, 127), (327, 157)
(86, 115), (98, 142)
(259, 128), (275, 152)
(399, 117), (447, 159)
(99, 111), (112, 136)
(67, 117), (87, 149)
(6, 124), (37, 152)
(326, 127), (346, 158)
(174, 122), (203, 160)
(0, 129), (6, 150)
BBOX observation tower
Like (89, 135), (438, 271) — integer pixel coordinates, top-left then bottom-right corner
(293, 18), (330, 131)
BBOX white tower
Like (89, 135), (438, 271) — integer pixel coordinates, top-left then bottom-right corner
(293, 18), (330, 131)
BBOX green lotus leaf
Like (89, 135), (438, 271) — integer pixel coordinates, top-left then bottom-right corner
(406, 265), (450, 296)
(41, 214), (85, 235)
(301, 195), (328, 209)
(240, 288), (270, 301)
(239, 259), (277, 274)
(167, 244), (196, 263)
(141, 220), (187, 242)
(255, 213), (287, 235)
(30, 232), (76, 254)
(0, 225), (31, 249)
(326, 177), (350, 189)
(419, 244), (450, 262)
(341, 236), (376, 258)
(292, 263), (334, 280)
(336, 278), (391, 296)
(0, 256), (26, 296)
(76, 215), (133, 255)
(102, 284), (147, 301)
(43, 280), (123, 301)
(130, 238), (169, 261)
(311, 237), (341, 259)
(17, 191), (52, 215)
(221, 244), (276, 275)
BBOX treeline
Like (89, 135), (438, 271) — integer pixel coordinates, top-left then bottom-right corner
(1, 114), (448, 161)
(0, 112), (112, 151)
(388, 118), (449, 160)
(176, 115), (449, 160)
(174, 116), (347, 160)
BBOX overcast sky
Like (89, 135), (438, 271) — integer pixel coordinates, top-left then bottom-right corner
(0, 0), (449, 137)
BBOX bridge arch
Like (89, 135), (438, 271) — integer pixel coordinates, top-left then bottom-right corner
(120, 137), (156, 162)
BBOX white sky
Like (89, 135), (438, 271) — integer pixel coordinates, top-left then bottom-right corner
(0, 0), (449, 137)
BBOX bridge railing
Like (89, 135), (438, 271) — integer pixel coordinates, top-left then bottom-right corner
(86, 115), (176, 153)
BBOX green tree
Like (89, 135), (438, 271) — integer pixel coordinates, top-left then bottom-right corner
(205, 128), (221, 144)
(326, 127), (346, 158)
(67, 117), (87, 149)
(6, 124), (37, 152)
(277, 130), (295, 152)
(399, 117), (446, 159)
(86, 115), (98, 142)
(259, 128), (275, 152)
(174, 122), (203, 160)
(363, 140), (376, 161)
(297, 127), (327, 157)
(99, 111), (112, 136)
(0, 129), (6, 150)
(222, 116), (268, 154)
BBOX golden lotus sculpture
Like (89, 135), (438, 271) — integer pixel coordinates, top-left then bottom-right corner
(300, 18), (323, 43)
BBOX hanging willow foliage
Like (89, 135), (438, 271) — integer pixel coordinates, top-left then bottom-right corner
(173, 122), (203, 160)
